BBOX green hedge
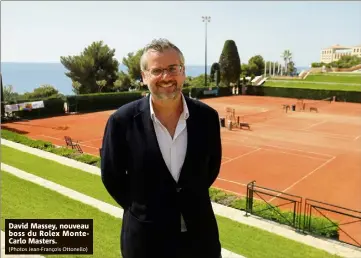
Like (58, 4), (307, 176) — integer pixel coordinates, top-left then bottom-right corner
(1, 128), (340, 240)
(184, 86), (232, 99)
(1, 129), (100, 167)
(10, 98), (66, 119)
(246, 86), (361, 103)
(65, 91), (144, 113)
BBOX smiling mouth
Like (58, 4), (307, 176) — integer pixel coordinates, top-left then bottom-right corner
(158, 82), (176, 88)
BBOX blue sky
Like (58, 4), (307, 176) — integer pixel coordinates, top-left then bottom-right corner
(2, 1), (361, 67)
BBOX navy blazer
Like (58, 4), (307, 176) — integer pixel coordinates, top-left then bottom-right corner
(101, 94), (222, 258)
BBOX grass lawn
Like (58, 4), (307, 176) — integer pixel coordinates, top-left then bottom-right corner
(264, 80), (361, 91)
(1, 145), (342, 258)
(305, 74), (361, 84)
(1, 171), (122, 258)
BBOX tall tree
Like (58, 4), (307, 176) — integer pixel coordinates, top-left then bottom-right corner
(218, 40), (241, 87)
(248, 55), (265, 76)
(122, 49), (144, 83)
(113, 71), (132, 92)
(281, 50), (292, 75)
(60, 41), (119, 94)
(210, 62), (221, 86)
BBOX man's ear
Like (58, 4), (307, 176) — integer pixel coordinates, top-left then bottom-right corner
(141, 71), (147, 84)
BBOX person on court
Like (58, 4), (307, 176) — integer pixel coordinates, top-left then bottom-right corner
(101, 38), (222, 258)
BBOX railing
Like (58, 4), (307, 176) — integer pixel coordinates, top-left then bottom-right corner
(246, 181), (303, 230)
(246, 180), (361, 248)
(304, 198), (361, 247)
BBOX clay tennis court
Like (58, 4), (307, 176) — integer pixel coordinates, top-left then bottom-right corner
(2, 95), (361, 246)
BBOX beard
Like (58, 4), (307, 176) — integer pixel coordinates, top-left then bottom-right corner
(150, 80), (181, 100)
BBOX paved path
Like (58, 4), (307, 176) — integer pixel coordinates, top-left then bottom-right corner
(2, 139), (361, 258)
(1, 163), (245, 258)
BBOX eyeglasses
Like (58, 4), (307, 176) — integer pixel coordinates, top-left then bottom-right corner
(147, 65), (183, 77)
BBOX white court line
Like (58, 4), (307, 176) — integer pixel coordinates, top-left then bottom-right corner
(221, 148), (262, 165)
(222, 156), (232, 160)
(217, 177), (247, 187)
(262, 148), (328, 161)
(222, 136), (334, 159)
(252, 123), (356, 140)
(79, 137), (103, 144)
(261, 143), (334, 159)
(301, 120), (327, 130)
(354, 135), (361, 141)
(268, 156), (336, 203)
(39, 135), (99, 150)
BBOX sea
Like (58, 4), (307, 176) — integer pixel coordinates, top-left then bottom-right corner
(1, 62), (309, 96)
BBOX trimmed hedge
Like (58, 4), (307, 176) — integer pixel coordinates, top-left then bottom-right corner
(65, 91), (144, 113)
(1, 129), (99, 167)
(1, 128), (340, 240)
(247, 85), (361, 103)
(184, 86), (232, 99)
(9, 98), (66, 119)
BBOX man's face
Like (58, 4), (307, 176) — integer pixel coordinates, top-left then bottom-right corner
(141, 49), (185, 100)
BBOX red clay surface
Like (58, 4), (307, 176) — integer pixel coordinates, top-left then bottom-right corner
(2, 95), (361, 246)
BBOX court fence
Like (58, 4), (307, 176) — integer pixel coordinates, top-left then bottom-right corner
(246, 181), (361, 248)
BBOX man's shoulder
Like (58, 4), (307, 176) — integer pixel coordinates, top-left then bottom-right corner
(110, 97), (144, 121)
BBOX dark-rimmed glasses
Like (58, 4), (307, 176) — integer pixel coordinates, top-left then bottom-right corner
(146, 65), (183, 77)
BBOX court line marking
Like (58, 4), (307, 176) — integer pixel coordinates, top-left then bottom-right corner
(221, 148), (262, 165)
(222, 156), (233, 160)
(261, 144), (334, 158)
(354, 135), (361, 141)
(262, 148), (328, 161)
(222, 140), (327, 161)
(212, 184), (264, 202)
(268, 156), (336, 203)
(217, 177), (247, 187)
(301, 120), (327, 130)
(252, 123), (357, 140)
(79, 137), (103, 144)
(211, 186), (247, 198)
(222, 136), (334, 159)
(38, 135), (99, 150)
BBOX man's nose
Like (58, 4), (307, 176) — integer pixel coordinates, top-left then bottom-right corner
(161, 70), (174, 79)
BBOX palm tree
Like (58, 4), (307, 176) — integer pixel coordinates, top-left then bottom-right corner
(281, 50), (292, 75)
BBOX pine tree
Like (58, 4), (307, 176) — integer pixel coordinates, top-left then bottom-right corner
(218, 40), (241, 87)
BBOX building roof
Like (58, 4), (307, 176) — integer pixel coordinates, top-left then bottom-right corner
(326, 44), (350, 49)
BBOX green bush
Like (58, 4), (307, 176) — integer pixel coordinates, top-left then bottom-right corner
(1, 129), (101, 168)
(73, 153), (100, 166)
(184, 86), (232, 99)
(49, 147), (78, 158)
(65, 91), (143, 113)
(246, 85), (361, 103)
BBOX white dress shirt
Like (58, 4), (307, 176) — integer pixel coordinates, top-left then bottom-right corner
(149, 94), (189, 232)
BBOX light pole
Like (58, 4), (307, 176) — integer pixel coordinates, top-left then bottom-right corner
(202, 16), (211, 88)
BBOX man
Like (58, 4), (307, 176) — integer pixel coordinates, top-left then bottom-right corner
(101, 38), (222, 258)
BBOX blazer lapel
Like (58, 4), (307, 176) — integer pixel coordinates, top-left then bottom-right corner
(177, 98), (198, 186)
(136, 96), (177, 186)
